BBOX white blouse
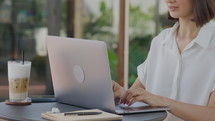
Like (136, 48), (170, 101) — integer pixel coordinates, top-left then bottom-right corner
(137, 21), (215, 121)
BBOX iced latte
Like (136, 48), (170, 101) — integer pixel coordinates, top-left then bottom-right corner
(8, 61), (31, 102)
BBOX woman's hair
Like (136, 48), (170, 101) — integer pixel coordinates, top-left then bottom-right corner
(168, 0), (215, 27)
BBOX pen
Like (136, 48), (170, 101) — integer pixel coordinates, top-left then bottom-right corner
(64, 112), (102, 116)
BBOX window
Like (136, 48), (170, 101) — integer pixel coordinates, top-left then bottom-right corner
(0, 0), (172, 101)
(0, 0), (119, 100)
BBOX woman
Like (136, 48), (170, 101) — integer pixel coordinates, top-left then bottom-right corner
(113, 0), (215, 120)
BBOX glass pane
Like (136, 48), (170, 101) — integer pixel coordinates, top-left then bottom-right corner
(0, 0), (120, 101)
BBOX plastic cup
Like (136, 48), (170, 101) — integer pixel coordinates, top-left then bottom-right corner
(8, 61), (31, 102)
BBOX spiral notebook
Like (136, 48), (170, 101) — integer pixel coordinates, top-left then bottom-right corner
(41, 109), (123, 121)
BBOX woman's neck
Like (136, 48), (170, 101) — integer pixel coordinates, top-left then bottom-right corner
(177, 19), (200, 41)
(176, 18), (201, 54)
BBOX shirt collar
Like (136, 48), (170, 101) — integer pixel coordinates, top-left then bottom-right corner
(161, 22), (179, 45)
(162, 20), (215, 49)
(194, 20), (215, 49)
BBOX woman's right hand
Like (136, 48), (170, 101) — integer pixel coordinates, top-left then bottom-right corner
(112, 81), (126, 100)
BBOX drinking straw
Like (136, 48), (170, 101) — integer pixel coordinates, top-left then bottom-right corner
(22, 50), (24, 65)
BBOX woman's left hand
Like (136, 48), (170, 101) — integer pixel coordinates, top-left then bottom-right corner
(123, 87), (169, 107)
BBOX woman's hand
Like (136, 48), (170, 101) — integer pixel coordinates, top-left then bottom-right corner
(122, 87), (170, 107)
(112, 81), (126, 100)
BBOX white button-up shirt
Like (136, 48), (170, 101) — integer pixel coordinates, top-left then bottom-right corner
(137, 21), (215, 121)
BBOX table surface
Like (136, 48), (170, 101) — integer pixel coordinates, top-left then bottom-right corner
(0, 100), (167, 121)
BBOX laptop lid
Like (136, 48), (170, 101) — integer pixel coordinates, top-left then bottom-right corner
(46, 35), (116, 113)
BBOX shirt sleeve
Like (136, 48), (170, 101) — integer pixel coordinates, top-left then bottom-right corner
(137, 59), (148, 86)
(137, 28), (171, 87)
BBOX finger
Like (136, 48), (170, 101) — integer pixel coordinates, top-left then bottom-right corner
(125, 93), (133, 104)
(119, 92), (126, 104)
(125, 89), (138, 104)
(130, 92), (151, 106)
(125, 90), (134, 104)
(120, 93), (127, 104)
(122, 90), (131, 104)
(120, 89), (130, 104)
(127, 97), (136, 106)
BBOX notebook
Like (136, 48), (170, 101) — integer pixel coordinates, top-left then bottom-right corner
(46, 35), (169, 114)
(41, 109), (123, 121)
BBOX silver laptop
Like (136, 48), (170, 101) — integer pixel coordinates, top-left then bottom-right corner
(46, 35), (169, 114)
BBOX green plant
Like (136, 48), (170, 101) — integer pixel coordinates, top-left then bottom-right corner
(128, 35), (152, 87)
(83, 0), (113, 38)
(107, 48), (117, 81)
(32, 0), (47, 27)
(128, 4), (154, 87)
(129, 4), (153, 40)
(31, 55), (46, 79)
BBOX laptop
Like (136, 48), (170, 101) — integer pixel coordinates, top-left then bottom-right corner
(46, 35), (169, 114)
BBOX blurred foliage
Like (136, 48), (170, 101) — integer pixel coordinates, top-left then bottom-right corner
(83, 1), (114, 39)
(61, 0), (68, 34)
(0, 0), (4, 6)
(128, 35), (152, 87)
(31, 55), (46, 80)
(128, 4), (155, 87)
(83, 0), (118, 49)
(107, 48), (117, 81)
(32, 0), (47, 27)
(129, 4), (154, 39)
